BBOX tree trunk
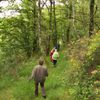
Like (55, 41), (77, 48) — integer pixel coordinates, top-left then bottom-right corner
(49, 0), (53, 32)
(66, 24), (70, 43)
(38, 0), (42, 52)
(65, 2), (72, 43)
(89, 0), (95, 37)
(53, 0), (57, 46)
(32, 0), (38, 52)
(43, 0), (53, 55)
(45, 35), (50, 55)
(72, 0), (75, 27)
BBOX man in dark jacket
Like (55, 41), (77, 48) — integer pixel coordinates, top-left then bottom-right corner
(29, 59), (48, 98)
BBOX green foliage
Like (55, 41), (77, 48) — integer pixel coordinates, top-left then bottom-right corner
(0, 51), (72, 100)
(0, 0), (100, 100)
(67, 31), (100, 100)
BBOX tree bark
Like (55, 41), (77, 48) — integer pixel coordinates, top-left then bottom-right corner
(32, 0), (38, 52)
(53, 0), (57, 46)
(49, 0), (53, 32)
(89, 0), (95, 37)
(65, 2), (72, 43)
(38, 0), (42, 52)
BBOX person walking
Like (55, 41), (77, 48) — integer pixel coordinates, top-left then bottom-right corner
(52, 49), (59, 66)
(29, 59), (48, 98)
(50, 47), (55, 62)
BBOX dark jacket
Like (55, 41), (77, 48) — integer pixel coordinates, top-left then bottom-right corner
(30, 65), (48, 82)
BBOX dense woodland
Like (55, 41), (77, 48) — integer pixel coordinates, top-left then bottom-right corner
(0, 0), (100, 100)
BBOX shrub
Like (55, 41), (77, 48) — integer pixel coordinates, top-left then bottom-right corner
(67, 31), (100, 100)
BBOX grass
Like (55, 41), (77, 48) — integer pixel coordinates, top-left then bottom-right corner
(0, 51), (74, 100)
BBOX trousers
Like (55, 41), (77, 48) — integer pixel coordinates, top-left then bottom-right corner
(34, 81), (46, 96)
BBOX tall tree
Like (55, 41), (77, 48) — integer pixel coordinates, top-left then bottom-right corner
(32, 0), (38, 52)
(52, 0), (57, 46)
(38, 0), (42, 48)
(66, 0), (73, 43)
(89, 0), (95, 37)
(49, 0), (53, 32)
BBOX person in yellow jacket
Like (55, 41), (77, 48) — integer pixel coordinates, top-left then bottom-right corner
(52, 49), (59, 66)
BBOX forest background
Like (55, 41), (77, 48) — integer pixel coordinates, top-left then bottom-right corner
(0, 0), (100, 100)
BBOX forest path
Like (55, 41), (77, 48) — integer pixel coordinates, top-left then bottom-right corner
(0, 50), (73, 100)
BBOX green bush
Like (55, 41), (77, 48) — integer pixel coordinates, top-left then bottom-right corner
(67, 31), (100, 100)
